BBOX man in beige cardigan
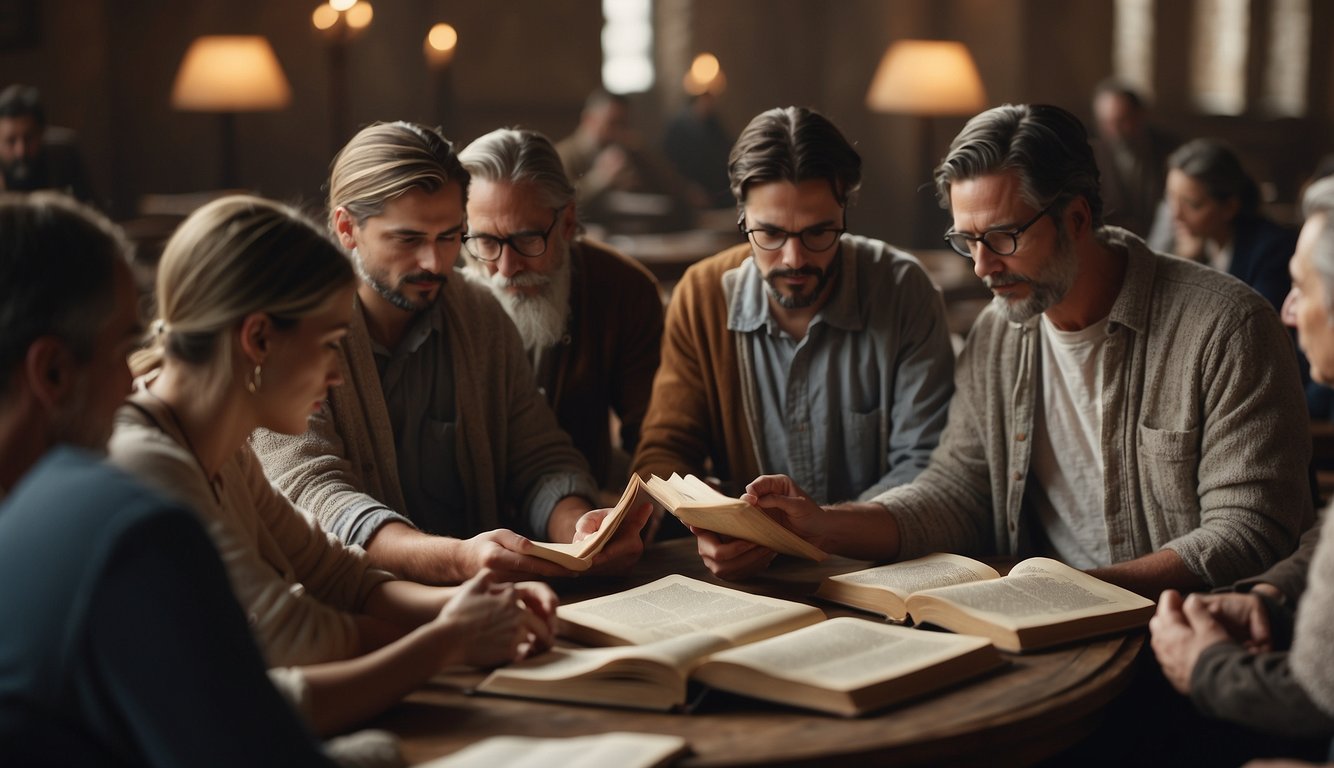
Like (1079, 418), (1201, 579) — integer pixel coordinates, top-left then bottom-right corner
(253, 122), (650, 585)
(699, 105), (1311, 598)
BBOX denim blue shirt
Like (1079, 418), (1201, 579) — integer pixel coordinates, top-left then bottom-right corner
(727, 235), (955, 503)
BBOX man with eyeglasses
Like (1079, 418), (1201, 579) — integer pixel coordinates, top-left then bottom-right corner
(715, 104), (1310, 595)
(633, 106), (955, 550)
(253, 122), (651, 585)
(458, 128), (664, 492)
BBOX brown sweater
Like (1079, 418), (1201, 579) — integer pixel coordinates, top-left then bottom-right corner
(632, 236), (954, 498)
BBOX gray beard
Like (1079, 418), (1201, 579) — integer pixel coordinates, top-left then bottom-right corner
(986, 231), (1079, 323)
(481, 257), (572, 352)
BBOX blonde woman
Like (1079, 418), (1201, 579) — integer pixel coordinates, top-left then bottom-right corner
(107, 195), (556, 736)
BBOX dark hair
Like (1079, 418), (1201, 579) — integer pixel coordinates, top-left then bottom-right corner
(0, 84), (45, 125)
(1092, 78), (1145, 111)
(0, 192), (129, 388)
(935, 103), (1104, 228)
(728, 106), (862, 208)
(1168, 138), (1260, 215)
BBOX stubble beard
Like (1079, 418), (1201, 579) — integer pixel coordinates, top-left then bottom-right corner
(352, 248), (444, 313)
(985, 231), (1079, 323)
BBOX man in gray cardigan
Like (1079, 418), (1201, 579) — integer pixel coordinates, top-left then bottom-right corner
(253, 122), (650, 585)
(700, 104), (1311, 597)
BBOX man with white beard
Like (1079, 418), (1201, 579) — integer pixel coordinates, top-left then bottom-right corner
(459, 128), (664, 491)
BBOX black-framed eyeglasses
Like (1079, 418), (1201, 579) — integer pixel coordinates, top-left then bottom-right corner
(463, 206), (565, 262)
(943, 197), (1059, 259)
(738, 212), (847, 253)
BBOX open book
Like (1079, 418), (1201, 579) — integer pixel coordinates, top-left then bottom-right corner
(526, 473), (827, 571)
(479, 575), (1003, 715)
(417, 732), (688, 768)
(817, 554), (1155, 652)
(522, 472), (652, 571)
(643, 473), (827, 561)
(556, 573), (825, 647)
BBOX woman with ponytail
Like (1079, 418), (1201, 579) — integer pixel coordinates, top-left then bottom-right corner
(107, 195), (556, 739)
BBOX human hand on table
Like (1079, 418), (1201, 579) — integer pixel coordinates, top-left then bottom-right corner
(1149, 590), (1234, 695)
(434, 569), (558, 666)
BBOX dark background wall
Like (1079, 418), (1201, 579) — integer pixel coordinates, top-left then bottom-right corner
(2, 0), (1331, 250)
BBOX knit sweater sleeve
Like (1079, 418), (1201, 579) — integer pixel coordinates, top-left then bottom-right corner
(239, 444), (395, 611)
(1290, 501), (1334, 718)
(1160, 301), (1311, 586)
(108, 419), (362, 667)
(1190, 642), (1334, 737)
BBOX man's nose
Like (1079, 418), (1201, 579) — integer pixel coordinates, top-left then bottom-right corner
(496, 243), (526, 279)
(779, 238), (808, 270)
(973, 244), (1002, 280)
(419, 241), (456, 275)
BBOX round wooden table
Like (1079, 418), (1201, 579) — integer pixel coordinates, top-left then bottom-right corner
(376, 539), (1144, 767)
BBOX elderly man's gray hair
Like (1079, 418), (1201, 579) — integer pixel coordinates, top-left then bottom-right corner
(458, 128), (575, 210)
(1302, 176), (1334, 311)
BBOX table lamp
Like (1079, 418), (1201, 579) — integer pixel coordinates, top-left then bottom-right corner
(171, 35), (292, 189)
(866, 39), (986, 247)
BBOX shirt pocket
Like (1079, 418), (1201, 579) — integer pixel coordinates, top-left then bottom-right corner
(841, 406), (883, 493)
(1137, 423), (1201, 515)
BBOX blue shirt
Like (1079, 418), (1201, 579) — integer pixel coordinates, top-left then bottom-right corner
(729, 235), (955, 503)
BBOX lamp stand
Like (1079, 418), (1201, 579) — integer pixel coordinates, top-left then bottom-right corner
(217, 112), (238, 189)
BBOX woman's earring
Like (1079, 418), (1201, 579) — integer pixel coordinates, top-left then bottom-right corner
(247, 364), (263, 394)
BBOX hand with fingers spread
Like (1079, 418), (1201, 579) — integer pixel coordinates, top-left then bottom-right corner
(1149, 590), (1233, 694)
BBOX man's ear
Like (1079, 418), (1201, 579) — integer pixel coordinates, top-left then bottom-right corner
(559, 202), (579, 242)
(332, 207), (359, 251)
(23, 336), (77, 410)
(237, 312), (271, 365)
(1066, 195), (1093, 239)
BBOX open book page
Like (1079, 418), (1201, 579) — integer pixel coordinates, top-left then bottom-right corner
(692, 618), (1004, 716)
(909, 557), (1154, 629)
(646, 474), (828, 562)
(476, 633), (730, 710)
(485, 633), (729, 685)
(647, 472), (738, 508)
(698, 617), (996, 690)
(817, 554), (1000, 621)
(417, 732), (688, 768)
(523, 475), (651, 571)
(558, 574), (825, 646)
(834, 554), (1000, 593)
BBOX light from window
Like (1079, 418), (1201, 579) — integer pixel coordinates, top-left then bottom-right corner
(602, 0), (654, 94)
(1192, 0), (1249, 115)
(1263, 0), (1309, 116)
(1113, 0), (1155, 97)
